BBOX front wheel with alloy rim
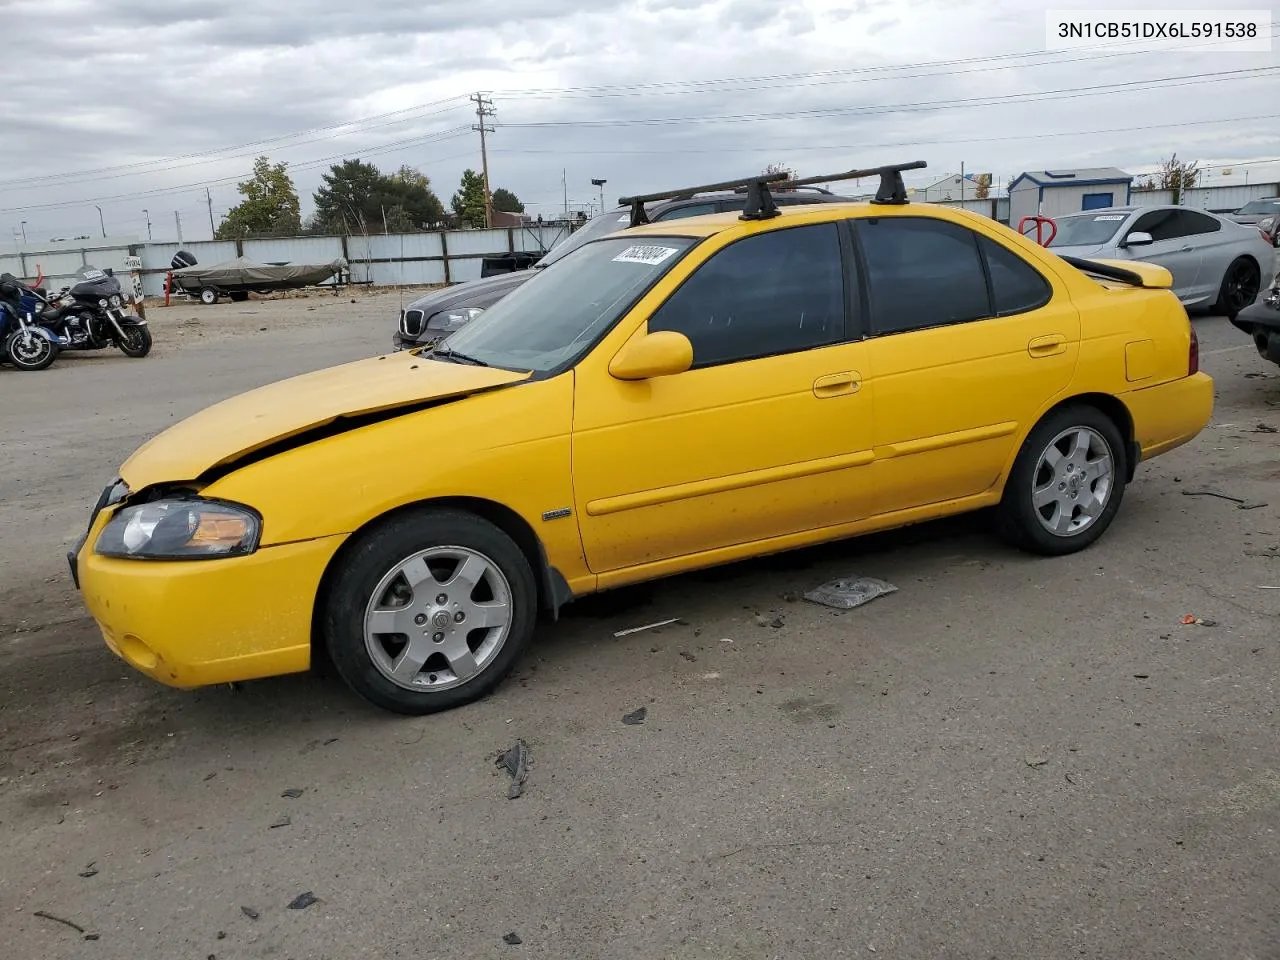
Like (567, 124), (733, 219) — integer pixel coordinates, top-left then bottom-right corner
(997, 405), (1128, 556)
(4, 329), (58, 370)
(322, 509), (537, 714)
(1214, 257), (1261, 320)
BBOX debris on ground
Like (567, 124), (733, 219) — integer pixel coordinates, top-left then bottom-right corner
(286, 892), (318, 910)
(679, 651), (697, 662)
(1133, 673), (1150, 679)
(33, 911), (95, 940)
(78, 862), (98, 878)
(1181, 489), (1268, 510)
(496, 740), (530, 799)
(780, 591), (799, 602)
(1025, 757), (1049, 768)
(203, 772), (217, 781)
(1181, 614), (1218, 627)
(503, 932), (523, 945)
(755, 614), (786, 629)
(240, 906), (260, 920)
(622, 707), (647, 725)
(613, 618), (681, 638)
(804, 577), (898, 610)
(268, 815), (291, 829)
(281, 788), (304, 799)
(719, 638), (734, 643)
(1246, 547), (1280, 559)
(1251, 423), (1278, 434)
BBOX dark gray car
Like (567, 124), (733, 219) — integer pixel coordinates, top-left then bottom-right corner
(392, 187), (854, 349)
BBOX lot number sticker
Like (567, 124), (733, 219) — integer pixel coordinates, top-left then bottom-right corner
(612, 244), (679, 265)
(1093, 215), (1126, 221)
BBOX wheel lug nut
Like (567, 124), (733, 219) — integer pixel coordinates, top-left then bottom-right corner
(454, 611), (465, 623)
(414, 613), (427, 625)
(432, 632), (444, 643)
(436, 594), (448, 605)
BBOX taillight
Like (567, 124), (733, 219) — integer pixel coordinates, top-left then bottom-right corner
(1188, 323), (1200, 376)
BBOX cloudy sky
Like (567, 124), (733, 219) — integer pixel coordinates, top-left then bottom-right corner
(1, 0), (1277, 246)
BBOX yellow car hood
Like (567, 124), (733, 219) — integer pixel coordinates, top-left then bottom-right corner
(121, 351), (529, 489)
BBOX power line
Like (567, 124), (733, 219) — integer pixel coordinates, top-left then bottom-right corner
(490, 113), (1280, 157)
(496, 67), (1280, 129)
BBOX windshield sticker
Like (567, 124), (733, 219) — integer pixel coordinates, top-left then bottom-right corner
(1093, 215), (1126, 221)
(612, 244), (679, 266)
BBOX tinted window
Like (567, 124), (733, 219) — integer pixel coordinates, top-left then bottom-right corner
(1177, 210), (1222, 235)
(858, 218), (990, 333)
(1130, 209), (1193, 242)
(657, 202), (720, 220)
(647, 223), (845, 367)
(1237, 199), (1280, 215)
(980, 237), (1052, 315)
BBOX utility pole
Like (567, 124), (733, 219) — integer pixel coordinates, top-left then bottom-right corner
(960, 161), (965, 204)
(470, 92), (496, 228)
(95, 204), (106, 238)
(20, 221), (27, 245)
(205, 187), (216, 236)
(591, 178), (607, 212)
(174, 210), (184, 244)
(562, 169), (568, 223)
(142, 209), (152, 241)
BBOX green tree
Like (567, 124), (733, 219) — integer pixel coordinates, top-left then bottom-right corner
(215, 156), (301, 239)
(312, 160), (445, 233)
(492, 187), (524, 214)
(1158, 153), (1200, 205)
(451, 169), (488, 228)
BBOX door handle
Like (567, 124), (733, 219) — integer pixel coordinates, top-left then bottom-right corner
(1179, 245), (1193, 252)
(1027, 335), (1067, 358)
(813, 371), (860, 398)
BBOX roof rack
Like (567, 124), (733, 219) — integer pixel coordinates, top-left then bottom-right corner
(617, 161), (927, 227)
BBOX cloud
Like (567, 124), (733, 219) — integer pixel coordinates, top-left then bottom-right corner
(0, 0), (1276, 243)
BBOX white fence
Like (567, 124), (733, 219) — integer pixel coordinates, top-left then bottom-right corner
(1130, 183), (1279, 212)
(0, 223), (574, 298)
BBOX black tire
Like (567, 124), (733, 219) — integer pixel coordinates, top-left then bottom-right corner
(997, 404), (1128, 556)
(1213, 257), (1261, 320)
(199, 287), (219, 305)
(321, 509), (538, 715)
(118, 324), (152, 358)
(4, 330), (58, 371)
(229, 291), (250, 302)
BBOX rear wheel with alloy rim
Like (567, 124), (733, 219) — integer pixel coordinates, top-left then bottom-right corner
(997, 405), (1127, 555)
(1214, 257), (1261, 320)
(322, 509), (537, 714)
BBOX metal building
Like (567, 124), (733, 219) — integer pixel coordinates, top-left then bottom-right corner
(1007, 168), (1133, 225)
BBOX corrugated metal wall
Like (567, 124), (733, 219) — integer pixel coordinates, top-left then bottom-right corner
(1131, 183), (1280, 211)
(4, 224), (575, 298)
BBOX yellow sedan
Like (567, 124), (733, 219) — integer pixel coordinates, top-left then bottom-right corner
(71, 186), (1212, 714)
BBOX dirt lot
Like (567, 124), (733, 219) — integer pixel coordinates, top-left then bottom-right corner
(1, 289), (1279, 960)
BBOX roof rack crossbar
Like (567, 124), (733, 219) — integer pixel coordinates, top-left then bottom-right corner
(781, 161), (928, 206)
(618, 173), (791, 227)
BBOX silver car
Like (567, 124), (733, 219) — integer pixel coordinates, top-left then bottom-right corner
(1046, 205), (1273, 318)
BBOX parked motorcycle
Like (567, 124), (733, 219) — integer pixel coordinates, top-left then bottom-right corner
(40, 265), (151, 358)
(0, 274), (60, 371)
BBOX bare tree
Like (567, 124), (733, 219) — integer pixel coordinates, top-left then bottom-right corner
(974, 173), (992, 200)
(1158, 153), (1200, 204)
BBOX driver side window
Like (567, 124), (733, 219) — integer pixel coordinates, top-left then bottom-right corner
(646, 223), (847, 368)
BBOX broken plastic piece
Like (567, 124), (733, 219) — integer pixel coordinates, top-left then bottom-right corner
(803, 577), (898, 610)
(497, 740), (530, 799)
(622, 707), (647, 725)
(287, 891), (317, 910)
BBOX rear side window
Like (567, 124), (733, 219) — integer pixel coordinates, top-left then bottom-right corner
(1176, 210), (1222, 235)
(979, 236), (1052, 315)
(647, 223), (846, 367)
(858, 217), (990, 333)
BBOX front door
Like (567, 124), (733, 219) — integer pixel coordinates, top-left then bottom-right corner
(571, 221), (875, 575)
(852, 215), (1081, 516)
(1122, 209), (1207, 302)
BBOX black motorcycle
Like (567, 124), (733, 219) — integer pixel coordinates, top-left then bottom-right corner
(40, 265), (152, 358)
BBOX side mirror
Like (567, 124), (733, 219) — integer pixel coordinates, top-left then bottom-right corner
(609, 330), (693, 381)
(1122, 231), (1154, 248)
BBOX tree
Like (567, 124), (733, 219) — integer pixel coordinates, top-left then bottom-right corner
(764, 162), (797, 190)
(492, 187), (524, 214)
(451, 169), (488, 228)
(1158, 153), (1200, 204)
(215, 156), (301, 239)
(974, 173), (992, 200)
(312, 160), (445, 234)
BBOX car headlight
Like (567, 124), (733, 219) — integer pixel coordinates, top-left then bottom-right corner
(109, 294), (122, 307)
(95, 498), (261, 559)
(428, 306), (484, 331)
(98, 299), (108, 307)
(1259, 216), (1276, 232)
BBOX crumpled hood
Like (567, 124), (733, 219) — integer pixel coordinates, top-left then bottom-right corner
(405, 270), (534, 315)
(121, 351), (529, 489)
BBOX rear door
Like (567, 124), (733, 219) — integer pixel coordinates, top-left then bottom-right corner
(853, 215), (1080, 516)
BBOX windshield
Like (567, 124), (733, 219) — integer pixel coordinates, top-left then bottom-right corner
(535, 209), (633, 267)
(1237, 199), (1280, 215)
(439, 235), (697, 373)
(1046, 212), (1129, 248)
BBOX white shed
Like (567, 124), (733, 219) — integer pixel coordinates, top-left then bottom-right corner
(921, 173), (984, 202)
(1007, 168), (1133, 226)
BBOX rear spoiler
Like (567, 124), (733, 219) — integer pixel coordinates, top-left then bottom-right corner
(1059, 256), (1173, 289)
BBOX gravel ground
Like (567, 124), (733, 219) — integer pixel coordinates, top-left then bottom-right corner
(1, 288), (1278, 960)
